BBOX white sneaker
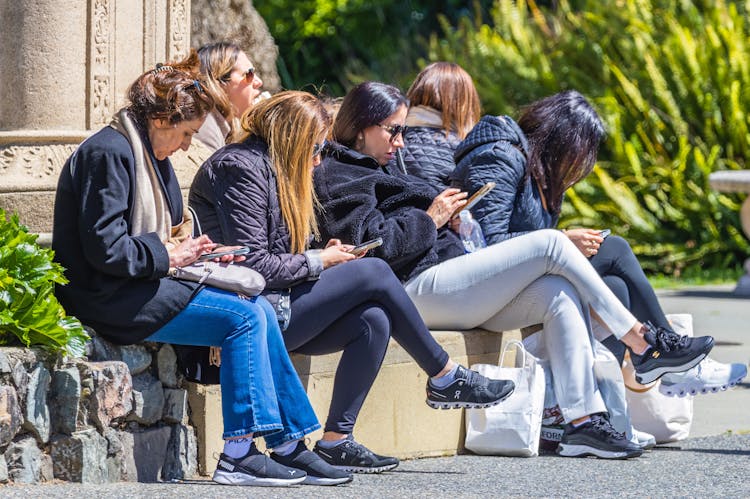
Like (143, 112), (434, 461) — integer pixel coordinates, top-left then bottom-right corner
(630, 428), (656, 450)
(659, 358), (747, 397)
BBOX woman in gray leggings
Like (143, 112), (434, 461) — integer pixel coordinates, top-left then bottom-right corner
(314, 81), (715, 460)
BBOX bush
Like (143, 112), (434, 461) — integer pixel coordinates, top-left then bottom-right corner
(426, 0), (750, 274)
(0, 210), (88, 356)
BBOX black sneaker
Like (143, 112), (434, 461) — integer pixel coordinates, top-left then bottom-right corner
(271, 441), (353, 486)
(557, 414), (643, 459)
(213, 444), (306, 486)
(426, 365), (515, 409)
(313, 436), (399, 473)
(630, 321), (714, 384)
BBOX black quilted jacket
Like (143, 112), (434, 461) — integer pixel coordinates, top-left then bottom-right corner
(315, 142), (465, 282)
(396, 126), (461, 190)
(452, 115), (557, 245)
(189, 135), (322, 289)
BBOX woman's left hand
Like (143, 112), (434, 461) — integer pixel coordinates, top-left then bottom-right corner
(564, 228), (603, 258)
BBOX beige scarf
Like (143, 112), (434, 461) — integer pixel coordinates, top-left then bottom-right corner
(109, 109), (191, 247)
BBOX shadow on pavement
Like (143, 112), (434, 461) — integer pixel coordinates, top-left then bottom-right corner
(688, 448), (750, 456)
(664, 289), (749, 299)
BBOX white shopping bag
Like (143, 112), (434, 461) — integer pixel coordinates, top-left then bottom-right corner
(624, 313), (694, 443)
(465, 340), (545, 457)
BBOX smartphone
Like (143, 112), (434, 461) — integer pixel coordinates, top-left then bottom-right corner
(453, 182), (496, 218)
(198, 246), (250, 261)
(598, 229), (611, 238)
(348, 237), (383, 257)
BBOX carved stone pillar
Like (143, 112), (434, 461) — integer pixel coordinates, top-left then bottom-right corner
(0, 0), (194, 238)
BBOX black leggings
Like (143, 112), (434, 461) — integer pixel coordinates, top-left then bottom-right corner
(283, 257), (449, 434)
(589, 235), (671, 363)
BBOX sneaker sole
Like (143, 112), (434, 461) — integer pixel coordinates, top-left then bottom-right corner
(635, 351), (709, 385)
(303, 475), (354, 486)
(213, 470), (306, 487)
(557, 443), (642, 459)
(425, 386), (515, 410)
(332, 463), (399, 474)
(659, 369), (747, 397)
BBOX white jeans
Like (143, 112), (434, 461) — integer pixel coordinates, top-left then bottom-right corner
(404, 229), (637, 421)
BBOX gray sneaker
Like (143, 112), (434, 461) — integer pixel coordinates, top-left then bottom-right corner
(213, 445), (306, 487)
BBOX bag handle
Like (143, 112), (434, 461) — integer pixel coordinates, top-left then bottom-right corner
(499, 339), (530, 369)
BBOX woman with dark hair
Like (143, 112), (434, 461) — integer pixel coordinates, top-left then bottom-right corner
(52, 52), (329, 487)
(314, 81), (715, 459)
(189, 90), (513, 475)
(393, 61), (481, 189)
(452, 89), (746, 396)
(194, 41), (265, 150)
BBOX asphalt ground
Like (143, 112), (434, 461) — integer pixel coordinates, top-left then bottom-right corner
(2, 285), (748, 498)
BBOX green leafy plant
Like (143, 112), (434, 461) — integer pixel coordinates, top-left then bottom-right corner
(0, 210), (88, 356)
(426, 0), (750, 275)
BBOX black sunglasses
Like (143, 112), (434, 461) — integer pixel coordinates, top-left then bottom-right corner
(378, 123), (407, 143)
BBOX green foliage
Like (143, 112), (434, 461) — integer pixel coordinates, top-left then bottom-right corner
(256, 0), (493, 94)
(0, 210), (88, 356)
(427, 0), (750, 274)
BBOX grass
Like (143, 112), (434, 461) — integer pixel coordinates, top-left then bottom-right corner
(647, 266), (744, 289)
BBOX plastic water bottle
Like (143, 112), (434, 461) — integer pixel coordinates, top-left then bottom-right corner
(458, 210), (486, 253)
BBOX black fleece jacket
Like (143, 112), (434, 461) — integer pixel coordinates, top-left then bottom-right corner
(314, 142), (465, 282)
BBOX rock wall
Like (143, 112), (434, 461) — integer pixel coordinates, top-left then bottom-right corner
(0, 334), (197, 484)
(191, 0), (281, 92)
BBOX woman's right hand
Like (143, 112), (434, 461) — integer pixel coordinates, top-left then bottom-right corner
(426, 188), (468, 228)
(320, 239), (357, 269)
(564, 228), (603, 258)
(168, 235), (216, 268)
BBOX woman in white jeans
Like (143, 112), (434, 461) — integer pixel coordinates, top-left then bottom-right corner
(313, 81), (715, 459)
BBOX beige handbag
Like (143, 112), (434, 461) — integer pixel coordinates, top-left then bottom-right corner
(169, 261), (266, 297)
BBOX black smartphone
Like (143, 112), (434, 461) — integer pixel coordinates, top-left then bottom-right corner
(598, 229), (611, 238)
(198, 246), (250, 261)
(452, 182), (496, 218)
(348, 237), (383, 257)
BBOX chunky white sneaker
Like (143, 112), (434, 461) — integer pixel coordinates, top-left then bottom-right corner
(659, 358), (747, 397)
(629, 428), (656, 450)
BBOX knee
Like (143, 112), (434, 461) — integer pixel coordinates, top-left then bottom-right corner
(348, 258), (400, 291)
(600, 235), (632, 256)
(356, 305), (392, 349)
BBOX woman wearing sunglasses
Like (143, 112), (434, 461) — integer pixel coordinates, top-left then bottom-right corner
(194, 41), (265, 151)
(189, 91), (514, 475)
(313, 81), (715, 459)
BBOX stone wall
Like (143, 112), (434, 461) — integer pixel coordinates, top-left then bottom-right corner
(0, 333), (197, 484)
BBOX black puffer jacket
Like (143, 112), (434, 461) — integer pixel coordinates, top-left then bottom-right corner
(189, 135), (323, 290)
(314, 142), (465, 282)
(452, 115), (557, 244)
(397, 126), (461, 190)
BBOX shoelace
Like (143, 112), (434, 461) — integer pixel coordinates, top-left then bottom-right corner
(590, 415), (626, 440)
(645, 321), (690, 352)
(459, 367), (489, 388)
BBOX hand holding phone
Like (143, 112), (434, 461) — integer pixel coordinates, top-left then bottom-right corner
(452, 182), (496, 218)
(348, 237), (383, 257)
(198, 246), (250, 261)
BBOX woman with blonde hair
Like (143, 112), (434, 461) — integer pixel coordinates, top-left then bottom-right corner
(194, 41), (265, 150)
(190, 91), (514, 474)
(395, 61), (481, 188)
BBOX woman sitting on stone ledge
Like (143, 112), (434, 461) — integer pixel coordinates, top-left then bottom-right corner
(189, 90), (514, 475)
(52, 51), (338, 487)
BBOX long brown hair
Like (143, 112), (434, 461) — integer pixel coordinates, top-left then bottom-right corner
(406, 62), (481, 140)
(240, 91), (331, 253)
(197, 42), (243, 142)
(518, 90), (605, 214)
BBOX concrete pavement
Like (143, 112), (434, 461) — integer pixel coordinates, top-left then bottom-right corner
(2, 285), (747, 497)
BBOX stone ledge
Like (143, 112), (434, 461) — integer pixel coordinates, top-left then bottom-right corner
(187, 328), (521, 476)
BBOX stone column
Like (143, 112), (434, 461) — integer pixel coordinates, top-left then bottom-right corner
(0, 0), (193, 239)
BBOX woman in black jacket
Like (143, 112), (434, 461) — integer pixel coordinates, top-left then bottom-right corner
(452, 89), (746, 397)
(314, 81), (716, 460)
(53, 53), (325, 487)
(189, 91), (514, 474)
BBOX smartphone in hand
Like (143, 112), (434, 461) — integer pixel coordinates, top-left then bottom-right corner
(348, 237), (383, 257)
(452, 182), (496, 218)
(598, 229), (611, 238)
(198, 246), (250, 261)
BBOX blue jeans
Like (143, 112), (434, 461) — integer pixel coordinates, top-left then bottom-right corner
(147, 287), (320, 446)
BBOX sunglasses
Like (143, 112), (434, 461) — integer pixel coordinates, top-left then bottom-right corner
(312, 140), (327, 158)
(378, 123), (407, 143)
(222, 65), (257, 83)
